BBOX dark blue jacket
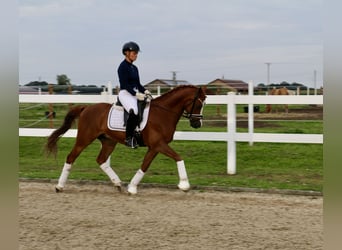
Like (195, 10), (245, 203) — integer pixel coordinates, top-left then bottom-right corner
(117, 59), (146, 96)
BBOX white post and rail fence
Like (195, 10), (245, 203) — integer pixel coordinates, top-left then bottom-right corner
(19, 82), (323, 175)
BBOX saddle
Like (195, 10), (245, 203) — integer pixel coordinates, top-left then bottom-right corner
(114, 98), (148, 146)
(115, 98), (147, 127)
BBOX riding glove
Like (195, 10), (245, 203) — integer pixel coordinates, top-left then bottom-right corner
(144, 90), (153, 102)
(136, 92), (145, 101)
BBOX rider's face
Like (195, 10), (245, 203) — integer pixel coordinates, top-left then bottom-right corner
(125, 51), (138, 63)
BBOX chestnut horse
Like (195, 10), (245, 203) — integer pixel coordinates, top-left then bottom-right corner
(46, 85), (206, 195)
(266, 87), (289, 113)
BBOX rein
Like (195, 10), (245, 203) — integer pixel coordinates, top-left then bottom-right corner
(152, 87), (204, 120)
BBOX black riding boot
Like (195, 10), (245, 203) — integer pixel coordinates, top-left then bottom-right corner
(125, 110), (138, 148)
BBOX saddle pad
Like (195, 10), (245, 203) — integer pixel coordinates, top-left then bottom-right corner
(107, 104), (150, 131)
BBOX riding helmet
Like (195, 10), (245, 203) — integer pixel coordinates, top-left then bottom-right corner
(122, 41), (140, 55)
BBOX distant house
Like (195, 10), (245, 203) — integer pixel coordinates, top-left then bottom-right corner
(19, 86), (45, 94)
(207, 78), (248, 94)
(144, 79), (191, 93)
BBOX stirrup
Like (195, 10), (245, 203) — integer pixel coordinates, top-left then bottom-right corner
(125, 137), (138, 149)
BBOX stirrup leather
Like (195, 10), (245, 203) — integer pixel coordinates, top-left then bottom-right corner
(125, 136), (138, 148)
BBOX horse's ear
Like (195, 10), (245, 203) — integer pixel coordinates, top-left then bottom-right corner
(200, 86), (207, 98)
(201, 86), (206, 95)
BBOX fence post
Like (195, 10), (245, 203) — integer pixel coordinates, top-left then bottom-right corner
(227, 92), (236, 175)
(68, 84), (73, 110)
(103, 81), (112, 164)
(48, 84), (54, 128)
(107, 81), (112, 95)
(248, 81), (254, 146)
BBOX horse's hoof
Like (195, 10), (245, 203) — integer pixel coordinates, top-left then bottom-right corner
(115, 185), (122, 193)
(127, 184), (138, 195)
(178, 180), (190, 192)
(55, 185), (63, 193)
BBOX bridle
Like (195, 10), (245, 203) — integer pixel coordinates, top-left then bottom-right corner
(182, 87), (204, 120)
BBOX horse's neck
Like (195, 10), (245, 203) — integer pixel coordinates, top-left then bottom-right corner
(155, 90), (190, 112)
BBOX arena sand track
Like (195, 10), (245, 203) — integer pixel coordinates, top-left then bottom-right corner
(19, 182), (322, 250)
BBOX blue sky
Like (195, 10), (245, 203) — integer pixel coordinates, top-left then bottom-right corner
(19, 0), (323, 87)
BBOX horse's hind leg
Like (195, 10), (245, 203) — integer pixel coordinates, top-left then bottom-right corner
(97, 135), (122, 192)
(55, 162), (72, 192)
(127, 148), (158, 195)
(55, 136), (97, 192)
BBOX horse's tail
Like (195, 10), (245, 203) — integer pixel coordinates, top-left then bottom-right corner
(45, 105), (87, 157)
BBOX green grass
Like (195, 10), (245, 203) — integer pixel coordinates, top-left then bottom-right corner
(19, 137), (322, 191)
(19, 103), (323, 191)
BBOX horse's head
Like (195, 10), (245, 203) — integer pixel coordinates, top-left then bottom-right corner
(183, 87), (206, 128)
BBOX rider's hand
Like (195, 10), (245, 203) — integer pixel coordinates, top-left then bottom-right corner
(136, 92), (145, 101)
(144, 90), (153, 102)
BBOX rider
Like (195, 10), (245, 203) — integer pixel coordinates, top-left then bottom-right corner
(117, 41), (151, 148)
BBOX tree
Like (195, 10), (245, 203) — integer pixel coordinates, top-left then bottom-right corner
(291, 82), (304, 87)
(279, 81), (290, 86)
(25, 81), (49, 86)
(57, 74), (71, 85)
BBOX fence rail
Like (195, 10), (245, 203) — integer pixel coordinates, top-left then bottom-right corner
(19, 85), (323, 174)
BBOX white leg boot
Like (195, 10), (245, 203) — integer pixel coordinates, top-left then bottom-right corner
(127, 169), (145, 195)
(55, 163), (72, 192)
(100, 162), (122, 187)
(177, 160), (190, 191)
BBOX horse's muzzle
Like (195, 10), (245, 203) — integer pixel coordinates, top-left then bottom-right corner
(190, 118), (202, 128)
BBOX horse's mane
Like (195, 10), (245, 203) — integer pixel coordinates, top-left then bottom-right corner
(155, 85), (198, 100)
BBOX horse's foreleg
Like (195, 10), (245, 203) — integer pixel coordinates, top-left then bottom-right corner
(176, 160), (190, 191)
(158, 144), (191, 192)
(127, 148), (158, 195)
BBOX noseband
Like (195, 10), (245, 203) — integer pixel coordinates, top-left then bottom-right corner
(182, 88), (204, 120)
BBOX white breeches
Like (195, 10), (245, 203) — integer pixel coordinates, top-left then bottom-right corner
(118, 90), (138, 115)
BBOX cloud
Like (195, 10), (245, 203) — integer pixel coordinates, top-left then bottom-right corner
(222, 21), (272, 31)
(19, 0), (323, 87)
(19, 0), (95, 17)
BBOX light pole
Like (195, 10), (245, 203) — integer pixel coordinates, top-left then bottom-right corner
(171, 71), (178, 85)
(265, 62), (271, 85)
(314, 69), (317, 95)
